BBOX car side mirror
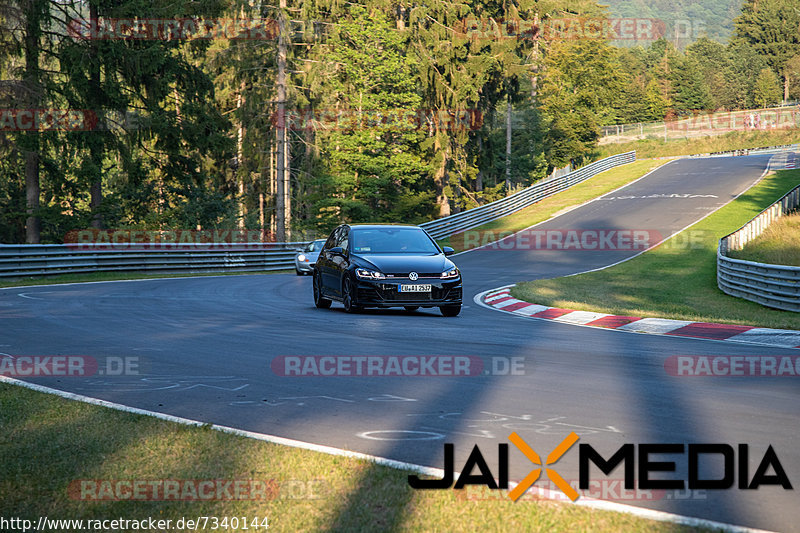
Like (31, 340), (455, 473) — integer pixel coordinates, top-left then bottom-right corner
(329, 246), (344, 256)
(442, 246), (455, 256)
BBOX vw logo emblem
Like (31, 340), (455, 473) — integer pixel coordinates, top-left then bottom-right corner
(409, 272), (419, 281)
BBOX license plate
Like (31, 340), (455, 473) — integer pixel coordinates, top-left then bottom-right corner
(399, 284), (431, 293)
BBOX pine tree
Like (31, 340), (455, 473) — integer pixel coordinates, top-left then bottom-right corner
(735, 0), (800, 102)
(754, 67), (781, 108)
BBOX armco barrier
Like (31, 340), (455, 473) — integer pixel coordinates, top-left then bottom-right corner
(717, 181), (800, 312)
(652, 143), (800, 160)
(0, 243), (304, 278)
(419, 151), (635, 239)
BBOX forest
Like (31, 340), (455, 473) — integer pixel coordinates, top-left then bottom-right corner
(1, 0), (799, 243)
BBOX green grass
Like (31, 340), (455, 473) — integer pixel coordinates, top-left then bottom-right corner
(440, 159), (671, 252)
(511, 169), (800, 331)
(0, 382), (708, 532)
(596, 129), (799, 160)
(0, 269), (292, 289)
(729, 213), (800, 266)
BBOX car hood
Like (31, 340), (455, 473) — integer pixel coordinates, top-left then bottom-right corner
(298, 250), (321, 260)
(353, 253), (455, 275)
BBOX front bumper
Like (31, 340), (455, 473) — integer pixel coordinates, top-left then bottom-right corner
(295, 260), (315, 272)
(353, 278), (462, 307)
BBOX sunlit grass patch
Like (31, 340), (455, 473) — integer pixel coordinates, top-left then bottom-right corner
(512, 169), (800, 330)
(730, 212), (800, 266)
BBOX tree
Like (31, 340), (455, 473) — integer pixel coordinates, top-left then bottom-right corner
(754, 67), (781, 108)
(644, 78), (668, 120)
(539, 39), (625, 166)
(304, 4), (434, 230)
(686, 37), (735, 109)
(784, 54), (800, 101)
(408, 0), (517, 216)
(668, 55), (713, 113)
(59, 0), (233, 233)
(17, 0), (49, 243)
(735, 0), (800, 102)
(725, 41), (769, 109)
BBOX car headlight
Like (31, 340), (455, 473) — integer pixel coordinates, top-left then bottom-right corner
(356, 268), (386, 280)
(298, 254), (308, 262)
(440, 268), (459, 279)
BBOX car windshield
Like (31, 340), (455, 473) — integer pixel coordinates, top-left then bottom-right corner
(305, 240), (326, 252)
(350, 228), (440, 254)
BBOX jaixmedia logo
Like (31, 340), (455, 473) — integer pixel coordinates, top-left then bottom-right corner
(408, 433), (793, 501)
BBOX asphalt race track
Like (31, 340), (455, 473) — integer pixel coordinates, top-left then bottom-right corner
(3, 154), (798, 532)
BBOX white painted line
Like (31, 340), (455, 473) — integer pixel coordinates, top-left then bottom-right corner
(553, 310), (611, 325)
(616, 318), (694, 335)
(17, 293), (44, 300)
(0, 375), (445, 477)
(0, 375), (775, 533)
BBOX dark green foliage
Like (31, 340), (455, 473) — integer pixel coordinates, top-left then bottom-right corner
(0, 0), (795, 242)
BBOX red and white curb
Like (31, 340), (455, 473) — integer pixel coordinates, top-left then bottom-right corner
(479, 286), (800, 349)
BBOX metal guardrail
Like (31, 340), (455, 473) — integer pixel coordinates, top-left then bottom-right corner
(653, 143), (800, 161)
(419, 151), (636, 239)
(717, 180), (800, 312)
(1, 152), (636, 278)
(708, 144), (800, 157)
(0, 243), (305, 279)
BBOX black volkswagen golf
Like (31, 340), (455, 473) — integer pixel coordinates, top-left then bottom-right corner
(312, 224), (462, 316)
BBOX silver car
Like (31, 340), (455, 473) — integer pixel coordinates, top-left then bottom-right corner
(295, 239), (327, 275)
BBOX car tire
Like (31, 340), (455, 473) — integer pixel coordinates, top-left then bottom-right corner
(404, 306), (420, 312)
(296, 268), (303, 276)
(342, 276), (361, 313)
(440, 304), (461, 317)
(313, 272), (332, 309)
